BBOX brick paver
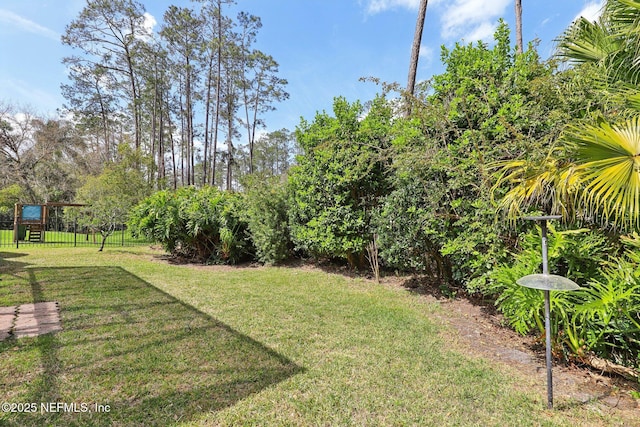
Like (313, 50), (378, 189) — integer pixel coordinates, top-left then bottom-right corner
(0, 302), (61, 340)
(0, 307), (16, 340)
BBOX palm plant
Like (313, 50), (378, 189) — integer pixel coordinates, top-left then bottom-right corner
(496, 117), (640, 230)
(558, 0), (640, 88)
(565, 117), (640, 228)
(496, 0), (640, 231)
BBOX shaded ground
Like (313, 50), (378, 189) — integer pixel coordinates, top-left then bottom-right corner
(0, 263), (302, 427)
(395, 275), (639, 417)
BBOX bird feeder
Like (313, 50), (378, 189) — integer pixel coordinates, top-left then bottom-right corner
(517, 215), (580, 409)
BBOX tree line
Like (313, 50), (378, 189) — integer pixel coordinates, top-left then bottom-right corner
(62, 0), (294, 189)
(1, 0), (293, 213)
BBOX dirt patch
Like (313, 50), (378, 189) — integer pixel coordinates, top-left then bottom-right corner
(390, 275), (640, 418)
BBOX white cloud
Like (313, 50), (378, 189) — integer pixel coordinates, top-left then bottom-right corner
(463, 21), (497, 43)
(438, 0), (511, 41)
(134, 12), (157, 42)
(0, 9), (59, 41)
(143, 12), (157, 35)
(574, 1), (604, 23)
(363, 0), (421, 14)
(419, 44), (433, 58)
(540, 17), (552, 27)
(363, 0), (510, 43)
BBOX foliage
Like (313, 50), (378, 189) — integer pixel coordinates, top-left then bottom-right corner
(241, 174), (291, 264)
(496, 0), (640, 230)
(565, 117), (640, 229)
(129, 186), (252, 263)
(0, 184), (23, 216)
(60, 0), (290, 191)
(75, 150), (151, 251)
(490, 226), (611, 333)
(496, 114), (640, 231)
(251, 128), (298, 176)
(573, 252), (640, 366)
(0, 105), (88, 204)
(491, 226), (640, 368)
(375, 179), (451, 279)
(288, 96), (393, 268)
(377, 22), (565, 291)
(492, 3), (640, 368)
(558, 0), (640, 111)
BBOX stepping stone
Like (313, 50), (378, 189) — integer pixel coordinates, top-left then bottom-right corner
(11, 302), (62, 339)
(0, 307), (16, 340)
(0, 306), (17, 315)
(0, 302), (62, 340)
(19, 302), (59, 315)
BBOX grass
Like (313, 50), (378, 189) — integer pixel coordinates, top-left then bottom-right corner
(0, 228), (149, 248)
(0, 247), (631, 426)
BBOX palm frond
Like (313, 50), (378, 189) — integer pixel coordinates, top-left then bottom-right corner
(566, 117), (640, 229)
(492, 151), (578, 223)
(557, 17), (619, 65)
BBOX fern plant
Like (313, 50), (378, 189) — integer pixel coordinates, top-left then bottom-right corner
(490, 226), (611, 350)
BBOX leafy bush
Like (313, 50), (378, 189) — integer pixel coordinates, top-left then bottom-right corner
(288, 96), (393, 268)
(241, 175), (292, 264)
(490, 226), (640, 368)
(571, 237), (640, 367)
(372, 22), (575, 292)
(375, 181), (450, 279)
(491, 226), (610, 329)
(129, 187), (252, 264)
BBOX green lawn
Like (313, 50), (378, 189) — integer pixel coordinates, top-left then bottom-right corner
(0, 228), (149, 248)
(0, 247), (629, 426)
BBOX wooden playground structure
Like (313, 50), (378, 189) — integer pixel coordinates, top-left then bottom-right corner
(13, 203), (85, 242)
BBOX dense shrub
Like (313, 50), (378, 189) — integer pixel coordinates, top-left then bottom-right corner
(374, 23), (563, 291)
(490, 226), (611, 331)
(287, 96), (393, 268)
(375, 180), (451, 280)
(128, 186), (252, 264)
(575, 245), (640, 368)
(241, 175), (292, 264)
(490, 226), (640, 368)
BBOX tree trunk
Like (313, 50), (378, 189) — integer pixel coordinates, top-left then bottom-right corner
(203, 51), (214, 186)
(515, 0), (523, 54)
(212, 3), (224, 187)
(406, 0), (429, 116)
(185, 57), (195, 186)
(167, 109), (178, 190)
(99, 233), (108, 252)
(124, 44), (141, 155)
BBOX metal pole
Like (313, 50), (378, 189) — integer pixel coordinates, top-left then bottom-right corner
(541, 220), (553, 409)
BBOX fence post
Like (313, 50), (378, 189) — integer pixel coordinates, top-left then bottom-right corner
(14, 203), (19, 249)
(74, 219), (77, 247)
(121, 224), (125, 247)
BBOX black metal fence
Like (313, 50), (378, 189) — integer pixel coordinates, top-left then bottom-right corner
(0, 221), (151, 248)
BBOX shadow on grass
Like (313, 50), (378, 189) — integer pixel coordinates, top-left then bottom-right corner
(0, 264), (304, 426)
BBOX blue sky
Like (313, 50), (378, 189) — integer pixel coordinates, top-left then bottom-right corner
(0, 0), (604, 133)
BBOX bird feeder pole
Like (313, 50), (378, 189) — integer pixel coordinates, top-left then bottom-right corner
(517, 215), (580, 410)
